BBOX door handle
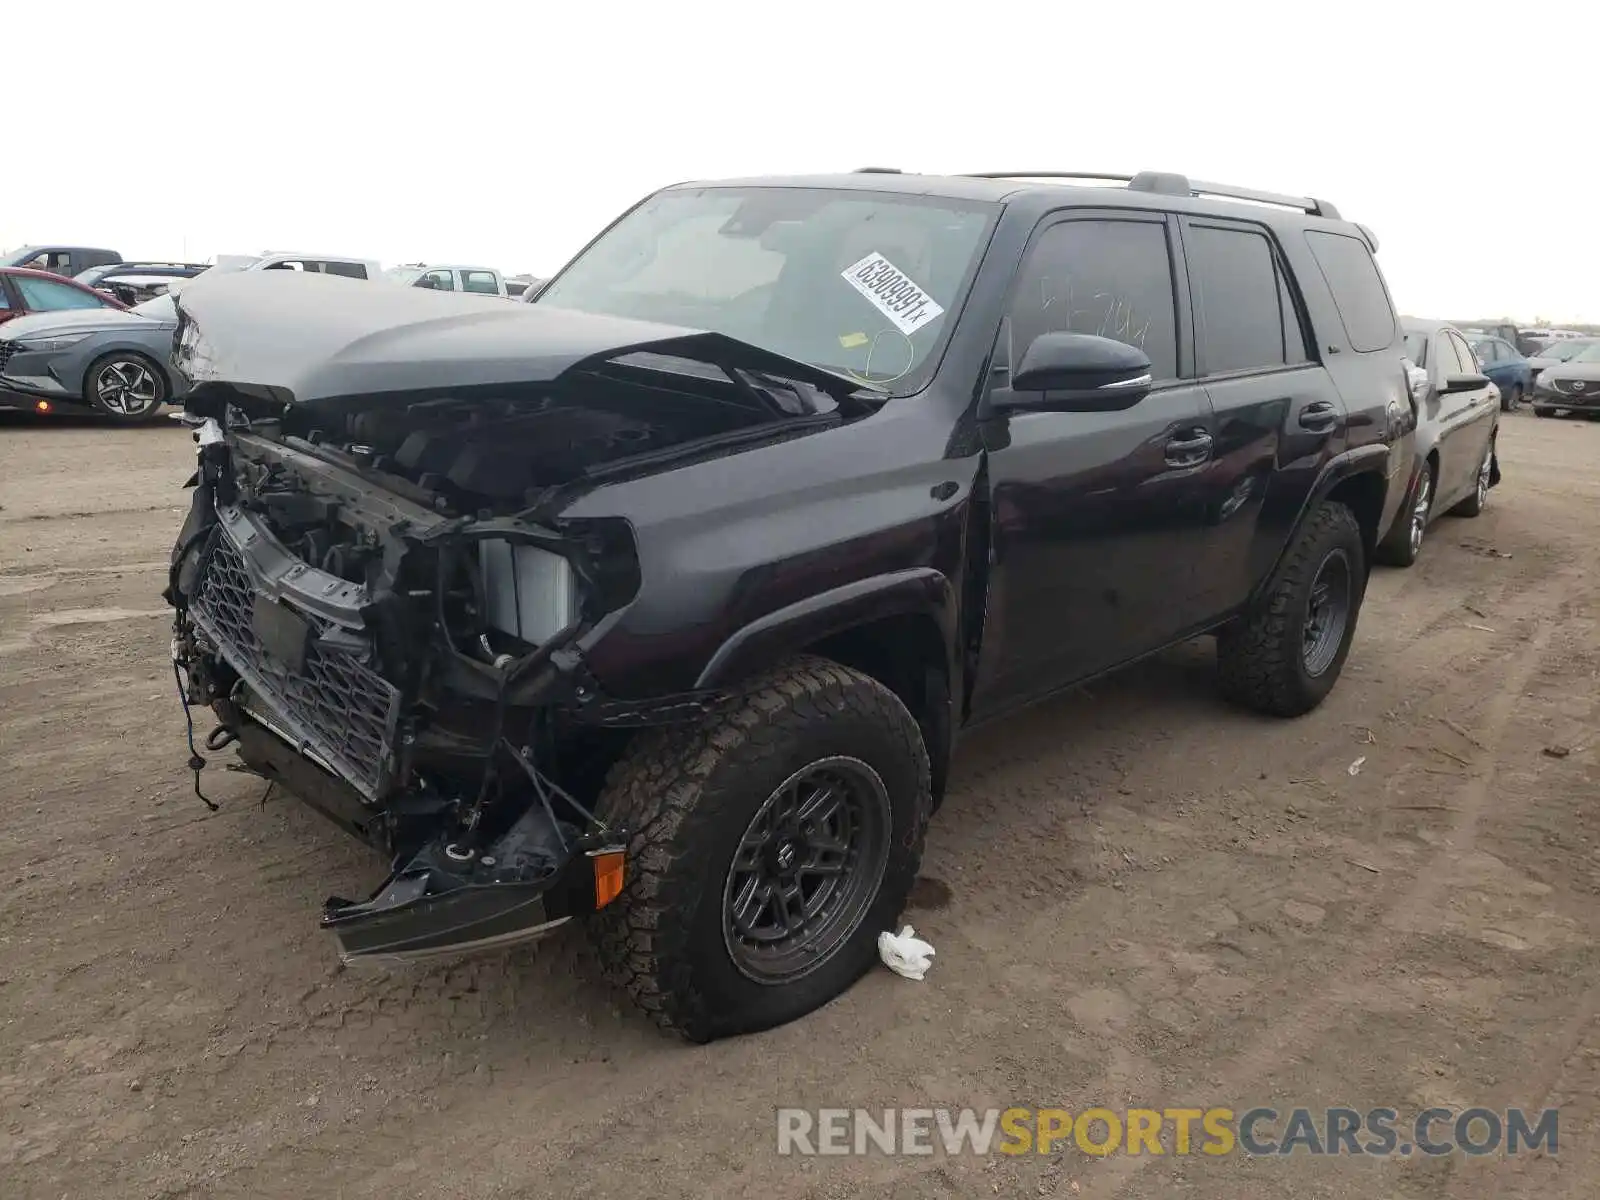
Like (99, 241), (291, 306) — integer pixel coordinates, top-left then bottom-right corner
(1164, 430), (1213, 468)
(1298, 401), (1339, 432)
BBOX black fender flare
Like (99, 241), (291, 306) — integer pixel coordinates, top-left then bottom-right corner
(1252, 444), (1393, 604)
(694, 568), (959, 690)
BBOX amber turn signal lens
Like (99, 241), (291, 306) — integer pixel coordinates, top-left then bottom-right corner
(35, 400), (50, 412)
(592, 850), (625, 909)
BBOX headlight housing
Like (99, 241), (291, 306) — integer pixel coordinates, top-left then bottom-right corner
(15, 333), (93, 352)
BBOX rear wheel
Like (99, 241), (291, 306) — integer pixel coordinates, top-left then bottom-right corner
(1450, 434), (1495, 517)
(85, 353), (167, 421)
(1216, 501), (1366, 717)
(1374, 461), (1432, 568)
(592, 657), (931, 1042)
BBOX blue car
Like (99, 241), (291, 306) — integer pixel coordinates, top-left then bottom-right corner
(0, 292), (184, 421)
(1465, 334), (1533, 411)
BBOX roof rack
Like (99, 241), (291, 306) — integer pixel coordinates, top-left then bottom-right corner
(962, 170), (1341, 219)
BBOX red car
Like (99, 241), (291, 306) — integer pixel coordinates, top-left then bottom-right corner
(0, 267), (128, 327)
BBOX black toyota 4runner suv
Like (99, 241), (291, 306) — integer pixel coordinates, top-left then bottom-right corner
(164, 169), (1413, 1041)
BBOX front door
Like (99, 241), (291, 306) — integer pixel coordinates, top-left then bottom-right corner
(970, 211), (1214, 717)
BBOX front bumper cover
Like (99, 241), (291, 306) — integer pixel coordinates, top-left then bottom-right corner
(321, 809), (624, 966)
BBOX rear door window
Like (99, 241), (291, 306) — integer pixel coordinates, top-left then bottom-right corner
(1304, 230), (1397, 353)
(321, 261), (370, 279)
(1185, 221), (1308, 374)
(461, 270), (500, 294)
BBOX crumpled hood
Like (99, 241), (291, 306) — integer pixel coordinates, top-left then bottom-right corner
(171, 269), (862, 408)
(0, 306), (165, 340)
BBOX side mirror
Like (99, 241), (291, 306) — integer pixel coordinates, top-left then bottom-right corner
(414, 277), (439, 290)
(997, 332), (1154, 412)
(1440, 372), (1491, 395)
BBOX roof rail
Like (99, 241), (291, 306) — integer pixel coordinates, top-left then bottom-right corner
(961, 170), (1341, 219)
(1128, 171), (1341, 219)
(964, 171), (1134, 184)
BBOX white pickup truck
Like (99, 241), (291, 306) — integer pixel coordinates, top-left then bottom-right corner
(384, 263), (514, 297)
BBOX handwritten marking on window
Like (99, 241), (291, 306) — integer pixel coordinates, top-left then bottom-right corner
(1036, 277), (1152, 351)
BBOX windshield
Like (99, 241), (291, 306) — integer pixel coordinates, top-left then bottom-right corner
(534, 186), (997, 392)
(385, 266), (426, 285)
(1402, 331), (1429, 366)
(1543, 340), (1595, 361)
(131, 294), (177, 320)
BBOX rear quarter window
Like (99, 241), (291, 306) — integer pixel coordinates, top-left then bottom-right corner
(1304, 230), (1397, 353)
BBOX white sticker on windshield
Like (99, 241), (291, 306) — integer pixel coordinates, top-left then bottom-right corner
(841, 253), (945, 337)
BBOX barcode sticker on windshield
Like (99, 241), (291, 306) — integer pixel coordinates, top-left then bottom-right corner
(841, 253), (945, 337)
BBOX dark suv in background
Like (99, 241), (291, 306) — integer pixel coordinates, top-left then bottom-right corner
(165, 167), (1412, 1041)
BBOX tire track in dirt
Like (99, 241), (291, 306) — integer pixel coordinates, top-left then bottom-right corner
(1075, 557), (1577, 1199)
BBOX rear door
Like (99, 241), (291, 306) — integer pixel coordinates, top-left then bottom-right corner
(1431, 331), (1496, 504)
(1178, 216), (1343, 618)
(1449, 332), (1499, 496)
(461, 269), (503, 296)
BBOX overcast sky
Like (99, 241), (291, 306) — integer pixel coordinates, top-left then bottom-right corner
(9, 2), (1595, 323)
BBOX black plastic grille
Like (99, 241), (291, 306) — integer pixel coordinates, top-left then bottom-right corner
(1553, 378), (1597, 400)
(0, 342), (17, 373)
(190, 532), (400, 800)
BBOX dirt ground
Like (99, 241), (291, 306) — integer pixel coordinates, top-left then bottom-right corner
(2, 409), (1597, 1200)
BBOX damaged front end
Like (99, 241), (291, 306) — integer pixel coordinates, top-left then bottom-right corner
(161, 272), (859, 964)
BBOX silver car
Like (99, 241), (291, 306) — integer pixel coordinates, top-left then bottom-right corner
(0, 293), (183, 421)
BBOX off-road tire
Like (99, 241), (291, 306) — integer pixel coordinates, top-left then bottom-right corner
(1373, 461), (1431, 569)
(1216, 501), (1366, 718)
(591, 656), (931, 1043)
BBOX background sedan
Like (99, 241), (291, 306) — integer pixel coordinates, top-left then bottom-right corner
(1383, 320), (1501, 565)
(1466, 334), (1534, 411)
(0, 293), (182, 421)
(1531, 341), (1600, 419)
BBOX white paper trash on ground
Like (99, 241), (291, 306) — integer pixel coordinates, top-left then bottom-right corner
(878, 925), (935, 981)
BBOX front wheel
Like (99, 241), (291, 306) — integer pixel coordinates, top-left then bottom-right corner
(85, 353), (167, 421)
(592, 657), (931, 1042)
(1216, 501), (1366, 717)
